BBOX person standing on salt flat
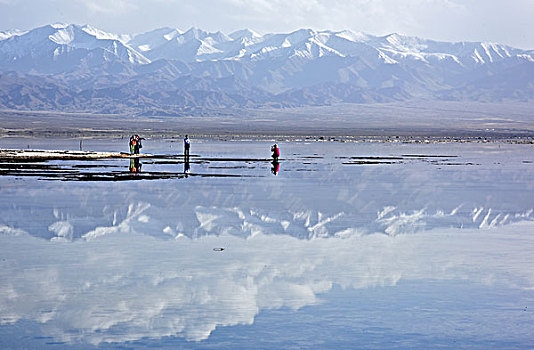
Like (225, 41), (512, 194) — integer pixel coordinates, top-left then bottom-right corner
(184, 135), (191, 160)
(271, 143), (280, 161)
(129, 135), (144, 155)
(270, 143), (280, 175)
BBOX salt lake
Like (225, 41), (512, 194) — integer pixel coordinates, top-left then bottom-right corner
(1, 137), (533, 349)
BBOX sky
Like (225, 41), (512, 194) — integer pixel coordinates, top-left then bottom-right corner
(0, 0), (532, 49)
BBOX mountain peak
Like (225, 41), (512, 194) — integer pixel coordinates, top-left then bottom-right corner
(288, 28), (315, 37)
(334, 29), (371, 43)
(177, 28), (232, 46)
(80, 24), (120, 41)
(183, 27), (208, 39)
(229, 29), (261, 40)
(50, 23), (69, 29)
(380, 32), (427, 52)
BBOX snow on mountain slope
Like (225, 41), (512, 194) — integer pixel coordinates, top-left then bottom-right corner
(229, 28), (261, 41)
(128, 27), (236, 61)
(0, 29), (27, 41)
(1, 23), (533, 112)
(127, 26), (533, 67)
(0, 24), (149, 72)
(3, 23), (529, 70)
(371, 33), (525, 67)
(127, 27), (183, 53)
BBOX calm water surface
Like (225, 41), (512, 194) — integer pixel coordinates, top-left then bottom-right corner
(1, 137), (533, 349)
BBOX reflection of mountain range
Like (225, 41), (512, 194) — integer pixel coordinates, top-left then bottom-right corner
(1, 24), (533, 114)
(2, 154), (533, 241)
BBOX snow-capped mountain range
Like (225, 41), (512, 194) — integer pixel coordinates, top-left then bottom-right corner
(0, 23), (533, 114)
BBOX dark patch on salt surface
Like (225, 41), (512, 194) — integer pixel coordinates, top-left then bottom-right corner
(144, 160), (182, 165)
(338, 154), (464, 166)
(0, 158), (47, 163)
(200, 157), (272, 162)
(337, 156), (404, 160)
(57, 172), (248, 182)
(69, 164), (119, 168)
(60, 172), (184, 181)
(207, 166), (250, 169)
(342, 161), (400, 165)
(0, 170), (79, 177)
(0, 164), (252, 181)
(402, 154), (458, 158)
(0, 163), (64, 170)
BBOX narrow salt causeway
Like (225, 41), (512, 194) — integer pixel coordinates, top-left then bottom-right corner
(0, 149), (152, 160)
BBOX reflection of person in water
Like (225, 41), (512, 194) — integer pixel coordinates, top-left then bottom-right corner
(184, 135), (191, 159)
(129, 158), (142, 173)
(271, 159), (280, 175)
(183, 156), (190, 178)
(271, 143), (280, 161)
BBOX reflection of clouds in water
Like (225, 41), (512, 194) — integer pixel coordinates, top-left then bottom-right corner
(1, 214), (534, 344)
(0, 225), (26, 236)
(49, 221), (74, 242)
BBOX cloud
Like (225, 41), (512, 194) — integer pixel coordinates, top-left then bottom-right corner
(1, 219), (533, 344)
(77, 0), (139, 14)
(196, 0), (465, 34)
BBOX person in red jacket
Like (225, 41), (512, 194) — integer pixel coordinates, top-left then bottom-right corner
(271, 143), (280, 161)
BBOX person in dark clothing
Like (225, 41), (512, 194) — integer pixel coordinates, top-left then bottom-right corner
(184, 135), (191, 159)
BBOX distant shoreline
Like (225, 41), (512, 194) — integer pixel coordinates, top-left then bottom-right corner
(1, 133), (532, 145)
(2, 101), (534, 141)
(2, 128), (532, 143)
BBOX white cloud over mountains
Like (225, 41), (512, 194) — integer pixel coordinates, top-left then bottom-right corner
(0, 0), (532, 49)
